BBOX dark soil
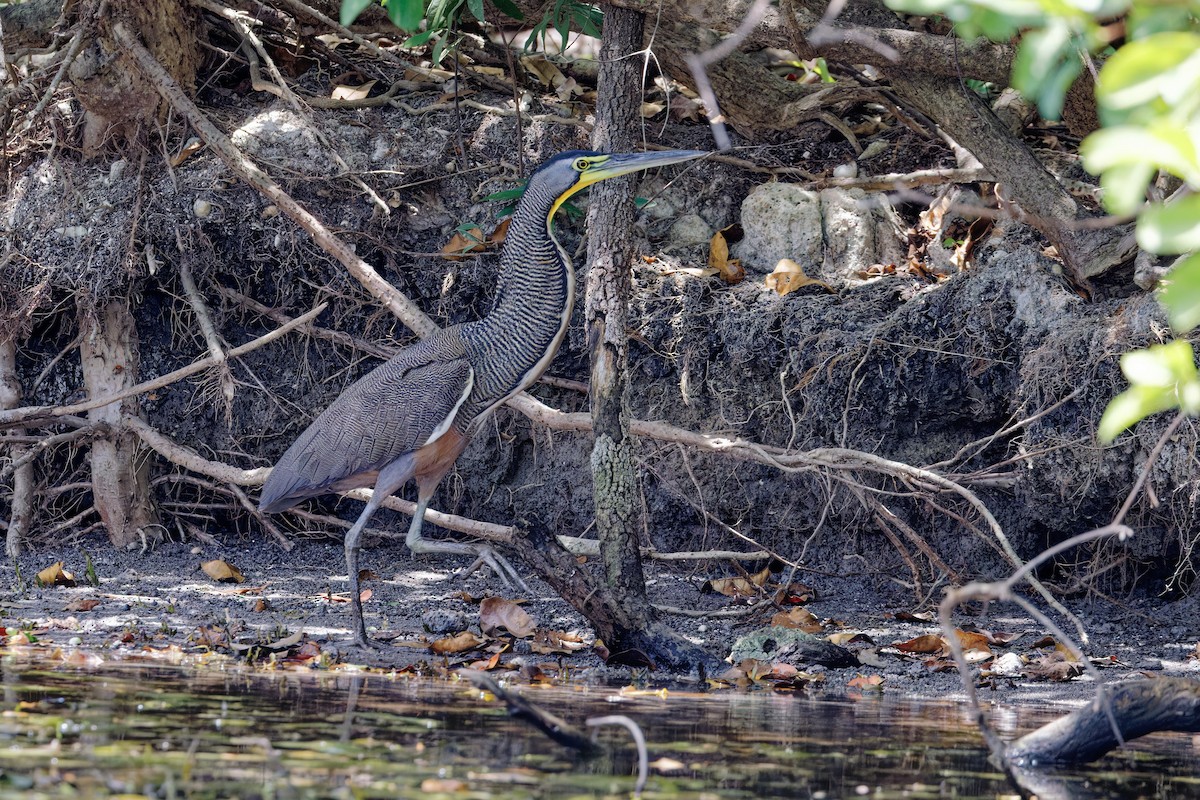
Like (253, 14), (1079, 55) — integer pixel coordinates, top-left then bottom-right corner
(4, 533), (1199, 706)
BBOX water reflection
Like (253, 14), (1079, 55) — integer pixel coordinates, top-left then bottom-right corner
(0, 652), (1194, 799)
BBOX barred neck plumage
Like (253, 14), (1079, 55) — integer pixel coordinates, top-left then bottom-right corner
(459, 177), (574, 421)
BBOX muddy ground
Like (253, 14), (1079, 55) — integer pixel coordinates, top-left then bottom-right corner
(4, 532), (1199, 708)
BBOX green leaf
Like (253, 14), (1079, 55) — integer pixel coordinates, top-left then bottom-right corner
(1098, 161), (1155, 217)
(1121, 340), (1197, 387)
(386, 0), (424, 32)
(1138, 195), (1200, 255)
(1012, 21), (1091, 121)
(467, 0), (485, 21)
(1159, 253), (1200, 332)
(1128, 5), (1196, 39)
(432, 35), (448, 64)
(1099, 385), (1175, 442)
(1096, 32), (1200, 123)
(340, 0), (376, 26)
(1081, 121), (1200, 187)
(491, 0), (524, 20)
(1099, 340), (1200, 442)
(402, 29), (437, 47)
(485, 187), (525, 202)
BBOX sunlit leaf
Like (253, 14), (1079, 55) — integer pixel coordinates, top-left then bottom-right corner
(340, 0), (375, 26)
(894, 634), (947, 655)
(430, 630), (486, 654)
(1098, 162), (1155, 217)
(1098, 340), (1200, 442)
(708, 226), (746, 285)
(201, 559), (245, 583)
(1081, 122), (1200, 189)
(702, 566), (772, 598)
(1096, 32), (1200, 124)
(1137, 195), (1200, 254)
(1011, 20), (1084, 121)
(402, 30), (437, 48)
(36, 561), (76, 587)
(1159, 253), (1200, 332)
(765, 259), (833, 296)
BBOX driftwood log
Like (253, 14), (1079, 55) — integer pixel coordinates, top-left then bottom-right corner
(1009, 677), (1200, 766)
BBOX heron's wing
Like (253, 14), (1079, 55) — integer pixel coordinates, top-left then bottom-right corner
(259, 332), (471, 512)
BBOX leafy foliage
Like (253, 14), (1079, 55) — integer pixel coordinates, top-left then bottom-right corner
(341, 0), (600, 64)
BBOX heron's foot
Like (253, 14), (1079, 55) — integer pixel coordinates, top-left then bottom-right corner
(462, 546), (530, 593)
(408, 536), (529, 593)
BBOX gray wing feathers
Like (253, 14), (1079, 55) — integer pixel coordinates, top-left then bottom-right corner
(259, 330), (471, 512)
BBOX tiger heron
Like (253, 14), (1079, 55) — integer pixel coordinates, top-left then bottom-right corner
(259, 149), (707, 646)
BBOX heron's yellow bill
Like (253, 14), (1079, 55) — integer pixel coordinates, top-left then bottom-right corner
(551, 149), (707, 219)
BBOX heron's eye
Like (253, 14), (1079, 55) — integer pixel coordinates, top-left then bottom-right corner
(573, 157), (589, 171)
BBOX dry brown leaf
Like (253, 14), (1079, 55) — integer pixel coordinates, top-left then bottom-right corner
(421, 779), (469, 793)
(201, 559), (245, 583)
(431, 630), (486, 655)
(847, 674), (884, 691)
(640, 101), (665, 118)
(894, 634), (947, 655)
(954, 630), (993, 656)
(487, 218), (511, 246)
(555, 76), (580, 101)
(765, 259), (833, 296)
(331, 79), (376, 101)
(707, 226), (745, 285)
(774, 581), (816, 604)
(37, 562), (76, 587)
(479, 597), (537, 638)
(65, 598), (101, 612)
(770, 607), (823, 633)
(169, 137), (205, 167)
(889, 610), (936, 623)
(828, 631), (874, 646)
(441, 227), (486, 260)
(519, 55), (564, 87)
(531, 628), (586, 654)
(702, 565), (773, 598)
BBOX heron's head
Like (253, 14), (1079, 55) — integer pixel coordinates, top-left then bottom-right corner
(529, 149), (708, 220)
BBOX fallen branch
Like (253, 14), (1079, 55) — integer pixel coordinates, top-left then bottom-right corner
(1009, 677), (1200, 766)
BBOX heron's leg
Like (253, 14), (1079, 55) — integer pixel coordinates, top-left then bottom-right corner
(344, 454), (416, 647)
(405, 488), (529, 592)
(343, 497), (384, 648)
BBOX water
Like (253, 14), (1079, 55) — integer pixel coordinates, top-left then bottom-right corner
(1, 651), (1196, 798)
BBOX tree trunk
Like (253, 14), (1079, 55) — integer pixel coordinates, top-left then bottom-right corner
(78, 297), (158, 548)
(70, 0), (201, 156)
(585, 4), (653, 628)
(1, 339), (33, 558)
